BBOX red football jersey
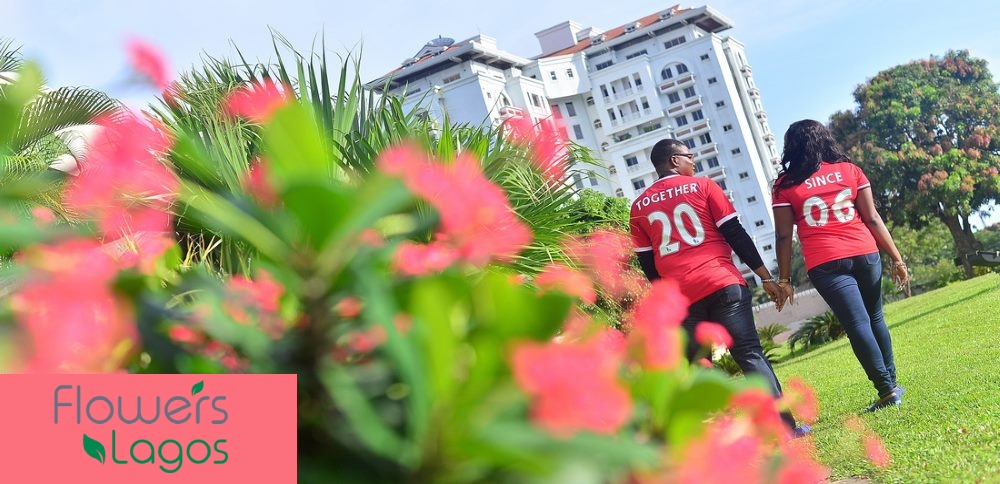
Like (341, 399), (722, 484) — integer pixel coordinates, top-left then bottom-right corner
(630, 174), (746, 304)
(772, 162), (878, 270)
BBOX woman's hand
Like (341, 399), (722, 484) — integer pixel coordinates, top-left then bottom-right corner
(891, 261), (909, 289)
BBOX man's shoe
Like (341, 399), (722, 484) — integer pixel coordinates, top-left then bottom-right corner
(791, 425), (812, 439)
(894, 385), (905, 397)
(866, 392), (902, 412)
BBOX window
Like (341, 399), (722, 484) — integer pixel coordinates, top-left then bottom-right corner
(588, 171), (599, 186)
(573, 124), (584, 140)
(593, 119), (603, 129)
(723, 124), (733, 132)
(661, 67), (673, 80)
(596, 60), (614, 70)
(633, 179), (646, 190)
(566, 68), (575, 78)
(675, 115), (689, 126)
(707, 157), (720, 168)
(667, 92), (681, 104)
(747, 196), (757, 203)
(600, 85), (609, 97)
(550, 105), (561, 116)
(683, 87), (696, 98)
(691, 109), (704, 121)
(530, 93), (543, 107)
(625, 155), (639, 166)
(615, 188), (624, 197)
(739, 171), (749, 180)
(549, 71), (557, 80)
(699, 133), (712, 144)
(682, 139), (696, 149)
(700, 54), (710, 61)
(755, 220), (765, 228)
(442, 73), (460, 84)
(718, 180), (727, 190)
(641, 99), (650, 109)
(586, 96), (594, 105)
(565, 102), (577, 116)
(676, 63), (689, 74)
(715, 100), (726, 108)
(573, 173), (584, 189)
(763, 244), (773, 251)
(633, 73), (643, 86)
(664, 36), (686, 49)
(707, 77), (717, 84)
(731, 148), (742, 155)
(607, 108), (616, 120)
(625, 49), (648, 60)
(694, 162), (704, 173)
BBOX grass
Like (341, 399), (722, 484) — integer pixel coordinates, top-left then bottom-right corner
(776, 273), (1000, 483)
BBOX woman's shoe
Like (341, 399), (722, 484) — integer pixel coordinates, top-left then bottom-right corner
(866, 392), (902, 412)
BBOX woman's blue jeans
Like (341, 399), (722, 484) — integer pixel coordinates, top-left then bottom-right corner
(808, 252), (897, 397)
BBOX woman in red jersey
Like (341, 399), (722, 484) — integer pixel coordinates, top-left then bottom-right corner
(772, 119), (909, 412)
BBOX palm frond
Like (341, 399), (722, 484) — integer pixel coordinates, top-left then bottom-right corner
(11, 86), (121, 152)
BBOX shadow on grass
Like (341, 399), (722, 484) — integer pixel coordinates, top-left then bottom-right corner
(777, 285), (994, 368)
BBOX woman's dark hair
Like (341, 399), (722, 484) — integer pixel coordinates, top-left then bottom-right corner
(774, 119), (851, 190)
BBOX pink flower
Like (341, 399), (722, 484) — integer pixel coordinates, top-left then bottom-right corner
(698, 358), (714, 369)
(378, 144), (533, 266)
(202, 341), (247, 372)
(671, 417), (764, 484)
(30, 206), (56, 226)
(535, 263), (596, 304)
(511, 335), (630, 436)
(11, 238), (137, 373)
(781, 377), (819, 425)
(359, 229), (384, 248)
(563, 230), (644, 300)
(863, 434), (890, 468)
(627, 279), (689, 370)
(126, 37), (170, 89)
(102, 232), (176, 275)
(335, 297), (363, 319)
(393, 241), (460, 276)
(242, 158), (280, 208)
(223, 269), (285, 339)
(168, 324), (204, 345)
(730, 388), (788, 440)
(347, 326), (388, 354)
(63, 113), (178, 239)
(224, 78), (292, 123)
(503, 115), (569, 187)
(775, 447), (828, 484)
(695, 321), (733, 348)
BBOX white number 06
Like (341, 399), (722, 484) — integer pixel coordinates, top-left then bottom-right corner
(803, 188), (855, 227)
(647, 203), (705, 256)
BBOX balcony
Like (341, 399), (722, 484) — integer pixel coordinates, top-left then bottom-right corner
(665, 95), (704, 115)
(609, 108), (656, 128)
(675, 120), (710, 139)
(763, 133), (776, 144)
(499, 106), (523, 118)
(755, 110), (768, 122)
(747, 87), (760, 98)
(698, 143), (719, 157)
(627, 162), (645, 174)
(608, 165), (617, 175)
(740, 64), (753, 76)
(659, 73), (695, 92)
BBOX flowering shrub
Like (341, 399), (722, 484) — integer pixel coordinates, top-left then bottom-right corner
(0, 44), (845, 482)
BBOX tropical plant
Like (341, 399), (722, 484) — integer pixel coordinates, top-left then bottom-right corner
(0, 53), (831, 482)
(757, 323), (788, 363)
(788, 311), (843, 352)
(0, 39), (120, 220)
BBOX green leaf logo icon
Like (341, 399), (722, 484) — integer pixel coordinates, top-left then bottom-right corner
(83, 434), (105, 464)
(192, 380), (204, 396)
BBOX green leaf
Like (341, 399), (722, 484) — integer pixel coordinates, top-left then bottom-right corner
(192, 380), (205, 396)
(260, 102), (330, 187)
(665, 370), (739, 445)
(82, 434), (105, 464)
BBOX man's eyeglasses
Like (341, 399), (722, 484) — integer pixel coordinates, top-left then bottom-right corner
(672, 153), (695, 160)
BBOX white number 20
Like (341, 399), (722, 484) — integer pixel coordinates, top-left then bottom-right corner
(647, 203), (706, 256)
(803, 188), (855, 227)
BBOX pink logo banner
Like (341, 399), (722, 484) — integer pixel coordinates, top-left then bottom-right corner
(0, 374), (297, 483)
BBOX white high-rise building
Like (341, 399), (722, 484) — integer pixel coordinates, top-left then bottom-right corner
(527, 5), (781, 279)
(366, 5), (782, 279)
(365, 34), (552, 130)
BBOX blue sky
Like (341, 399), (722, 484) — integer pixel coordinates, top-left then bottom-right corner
(5, 0), (1000, 225)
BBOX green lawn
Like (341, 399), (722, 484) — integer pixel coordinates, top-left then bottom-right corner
(776, 273), (1000, 483)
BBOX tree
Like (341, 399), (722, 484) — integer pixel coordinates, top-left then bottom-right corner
(830, 50), (1000, 278)
(565, 188), (630, 234)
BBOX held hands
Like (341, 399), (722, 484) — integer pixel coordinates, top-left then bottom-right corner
(891, 261), (910, 290)
(763, 280), (793, 312)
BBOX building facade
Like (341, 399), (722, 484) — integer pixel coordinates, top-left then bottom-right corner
(366, 5), (782, 279)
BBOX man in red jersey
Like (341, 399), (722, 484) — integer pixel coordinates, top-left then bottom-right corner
(630, 138), (807, 436)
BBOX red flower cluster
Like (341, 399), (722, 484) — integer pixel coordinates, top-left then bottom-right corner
(627, 279), (689, 370)
(534, 262), (597, 305)
(222, 269), (286, 339)
(224, 78), (293, 123)
(378, 144), (533, 273)
(562, 229), (647, 301)
(502, 114), (570, 187)
(511, 331), (631, 437)
(694, 321), (733, 349)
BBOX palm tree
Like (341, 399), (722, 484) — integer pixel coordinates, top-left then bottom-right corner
(149, 31), (597, 276)
(0, 38), (121, 218)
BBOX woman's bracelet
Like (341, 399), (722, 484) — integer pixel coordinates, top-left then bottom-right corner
(761, 278), (776, 284)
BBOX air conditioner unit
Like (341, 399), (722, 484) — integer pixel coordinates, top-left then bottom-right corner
(625, 22), (640, 33)
(591, 34), (606, 45)
(660, 11), (674, 20)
